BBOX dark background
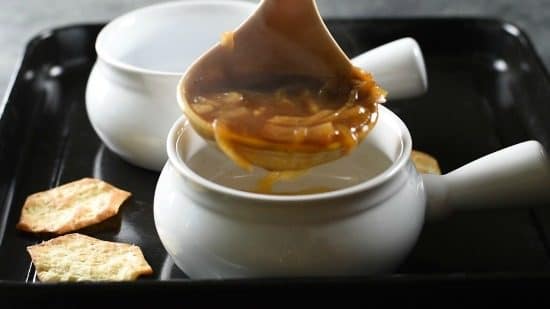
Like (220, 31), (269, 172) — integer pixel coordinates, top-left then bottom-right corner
(1, 0), (549, 99)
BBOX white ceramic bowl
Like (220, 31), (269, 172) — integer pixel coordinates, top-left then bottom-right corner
(154, 105), (425, 278)
(85, 1), (257, 171)
(154, 103), (550, 279)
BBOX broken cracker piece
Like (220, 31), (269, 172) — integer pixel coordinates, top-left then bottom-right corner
(16, 178), (131, 234)
(27, 233), (152, 282)
(411, 150), (441, 175)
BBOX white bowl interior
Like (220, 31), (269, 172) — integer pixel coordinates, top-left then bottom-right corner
(170, 106), (410, 197)
(96, 1), (256, 74)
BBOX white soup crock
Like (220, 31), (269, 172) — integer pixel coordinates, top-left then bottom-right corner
(154, 103), (550, 279)
(85, 1), (257, 171)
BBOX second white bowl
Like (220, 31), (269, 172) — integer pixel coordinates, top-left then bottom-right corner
(85, 0), (257, 171)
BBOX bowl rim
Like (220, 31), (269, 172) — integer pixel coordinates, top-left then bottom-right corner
(94, 0), (257, 77)
(166, 104), (413, 202)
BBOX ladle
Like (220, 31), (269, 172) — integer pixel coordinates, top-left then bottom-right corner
(178, 0), (421, 171)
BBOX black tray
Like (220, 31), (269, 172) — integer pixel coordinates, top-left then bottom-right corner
(2, 18), (550, 303)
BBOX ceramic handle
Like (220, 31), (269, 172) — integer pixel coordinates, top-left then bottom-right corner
(351, 37), (428, 100)
(423, 140), (550, 219)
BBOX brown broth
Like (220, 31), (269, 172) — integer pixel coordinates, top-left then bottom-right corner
(189, 68), (386, 157)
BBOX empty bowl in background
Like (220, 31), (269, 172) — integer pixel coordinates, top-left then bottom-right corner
(86, 0), (256, 171)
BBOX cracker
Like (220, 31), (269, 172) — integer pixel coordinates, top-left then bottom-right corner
(16, 178), (131, 234)
(411, 150), (441, 175)
(27, 233), (152, 282)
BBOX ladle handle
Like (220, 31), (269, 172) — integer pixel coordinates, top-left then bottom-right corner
(423, 140), (550, 219)
(351, 37), (428, 100)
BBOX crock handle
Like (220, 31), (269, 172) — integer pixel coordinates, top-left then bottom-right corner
(423, 140), (550, 220)
(351, 37), (428, 100)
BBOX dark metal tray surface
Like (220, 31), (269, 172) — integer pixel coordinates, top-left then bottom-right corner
(2, 18), (550, 301)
